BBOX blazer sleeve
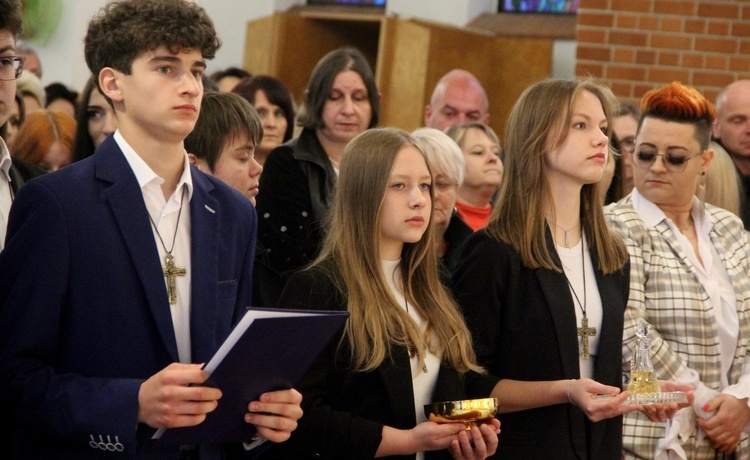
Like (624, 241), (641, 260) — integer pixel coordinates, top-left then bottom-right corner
(451, 231), (513, 373)
(0, 180), (143, 450)
(271, 267), (383, 459)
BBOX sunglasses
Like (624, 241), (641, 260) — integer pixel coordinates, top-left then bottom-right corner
(632, 151), (701, 173)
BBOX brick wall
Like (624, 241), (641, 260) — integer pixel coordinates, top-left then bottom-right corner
(575, 0), (750, 105)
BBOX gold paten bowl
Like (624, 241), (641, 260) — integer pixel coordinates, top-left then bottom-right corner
(424, 398), (498, 429)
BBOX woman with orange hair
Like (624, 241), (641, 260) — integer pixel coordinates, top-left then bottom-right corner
(606, 82), (750, 458)
(11, 108), (75, 171)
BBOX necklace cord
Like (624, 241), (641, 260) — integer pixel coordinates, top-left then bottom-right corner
(564, 237), (587, 317)
(548, 220), (580, 248)
(148, 186), (187, 254)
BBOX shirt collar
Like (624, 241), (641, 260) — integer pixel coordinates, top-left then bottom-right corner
(114, 130), (194, 200)
(0, 137), (12, 180)
(631, 187), (715, 233)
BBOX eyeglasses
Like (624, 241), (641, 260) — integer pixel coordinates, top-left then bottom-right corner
(434, 179), (458, 192)
(632, 151), (701, 173)
(0, 56), (25, 81)
(619, 136), (636, 154)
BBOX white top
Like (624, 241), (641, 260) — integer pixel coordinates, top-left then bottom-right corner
(556, 234), (602, 380)
(382, 259), (440, 460)
(116, 131), (194, 363)
(0, 137), (14, 251)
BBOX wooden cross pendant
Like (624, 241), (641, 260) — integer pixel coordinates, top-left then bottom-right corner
(162, 253), (186, 305)
(577, 315), (596, 360)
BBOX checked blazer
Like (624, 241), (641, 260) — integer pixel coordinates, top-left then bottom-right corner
(606, 195), (750, 459)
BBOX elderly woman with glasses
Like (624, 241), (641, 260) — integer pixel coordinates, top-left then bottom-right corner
(606, 82), (750, 459)
(412, 127), (472, 284)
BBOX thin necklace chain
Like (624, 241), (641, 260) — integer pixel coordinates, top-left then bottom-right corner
(148, 186), (187, 255)
(549, 220), (580, 248)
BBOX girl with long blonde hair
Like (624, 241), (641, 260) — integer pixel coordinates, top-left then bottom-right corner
(264, 127), (501, 460)
(452, 79), (690, 459)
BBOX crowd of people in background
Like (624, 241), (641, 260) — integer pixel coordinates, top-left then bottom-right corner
(1, 0), (750, 458)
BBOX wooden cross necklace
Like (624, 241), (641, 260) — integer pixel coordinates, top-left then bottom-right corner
(564, 235), (596, 360)
(148, 187), (187, 305)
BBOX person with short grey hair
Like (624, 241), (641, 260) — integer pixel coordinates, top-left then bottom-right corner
(412, 127), (471, 283)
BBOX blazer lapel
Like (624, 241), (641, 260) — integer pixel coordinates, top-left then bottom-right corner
(95, 139), (180, 361)
(8, 163), (23, 195)
(378, 345), (418, 429)
(536, 230), (580, 380)
(656, 221), (705, 283)
(535, 228), (588, 458)
(187, 169), (219, 364)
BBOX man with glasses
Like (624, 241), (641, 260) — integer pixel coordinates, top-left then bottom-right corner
(713, 80), (750, 229)
(0, 0), (44, 252)
(612, 102), (641, 197)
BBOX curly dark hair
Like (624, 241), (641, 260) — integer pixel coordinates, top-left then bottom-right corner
(0, 0), (22, 38)
(84, 0), (221, 79)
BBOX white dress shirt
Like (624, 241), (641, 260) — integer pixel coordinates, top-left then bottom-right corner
(116, 131), (194, 364)
(0, 137), (14, 251)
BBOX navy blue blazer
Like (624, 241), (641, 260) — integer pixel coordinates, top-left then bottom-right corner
(0, 137), (257, 458)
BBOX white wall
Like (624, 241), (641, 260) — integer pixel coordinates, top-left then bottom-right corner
(33, 0), (292, 91)
(386, 0), (498, 26)
(30, 0), (573, 93)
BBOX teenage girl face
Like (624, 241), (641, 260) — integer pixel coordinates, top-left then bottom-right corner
(379, 145), (432, 260)
(87, 88), (117, 147)
(545, 90), (609, 187)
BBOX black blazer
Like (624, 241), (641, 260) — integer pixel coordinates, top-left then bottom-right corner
(439, 213), (474, 286)
(262, 263), (500, 460)
(452, 229), (629, 460)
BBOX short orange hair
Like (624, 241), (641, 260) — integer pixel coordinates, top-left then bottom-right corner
(640, 81), (716, 149)
(11, 109), (76, 168)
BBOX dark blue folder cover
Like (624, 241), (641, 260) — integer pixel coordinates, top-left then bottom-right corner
(153, 307), (349, 444)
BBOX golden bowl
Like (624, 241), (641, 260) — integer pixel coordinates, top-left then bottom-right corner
(424, 397), (498, 429)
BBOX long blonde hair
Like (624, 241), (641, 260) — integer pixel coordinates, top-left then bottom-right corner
(705, 141), (741, 216)
(487, 79), (628, 273)
(313, 128), (482, 373)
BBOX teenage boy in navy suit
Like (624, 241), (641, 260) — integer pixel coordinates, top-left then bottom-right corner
(0, 1), (302, 457)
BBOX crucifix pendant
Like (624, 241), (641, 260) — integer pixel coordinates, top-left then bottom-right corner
(577, 315), (596, 360)
(407, 346), (428, 373)
(162, 253), (186, 305)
